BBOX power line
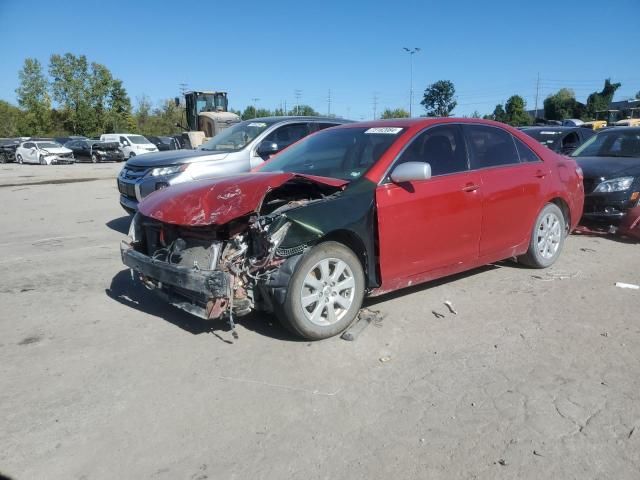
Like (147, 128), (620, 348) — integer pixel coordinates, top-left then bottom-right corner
(294, 89), (302, 115)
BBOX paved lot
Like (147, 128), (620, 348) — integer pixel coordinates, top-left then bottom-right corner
(1, 164), (639, 480)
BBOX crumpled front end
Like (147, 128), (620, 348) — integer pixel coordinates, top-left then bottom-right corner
(120, 174), (349, 325)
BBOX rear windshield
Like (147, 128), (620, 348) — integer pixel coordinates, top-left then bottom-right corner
(260, 127), (405, 181)
(522, 129), (564, 149)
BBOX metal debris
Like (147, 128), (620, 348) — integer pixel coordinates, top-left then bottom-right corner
(497, 459), (507, 466)
(533, 450), (543, 457)
(615, 282), (639, 290)
(444, 300), (457, 315)
(532, 271), (579, 281)
(379, 356), (392, 363)
(341, 308), (384, 341)
(432, 310), (445, 319)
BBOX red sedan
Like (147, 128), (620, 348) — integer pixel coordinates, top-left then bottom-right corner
(122, 118), (585, 339)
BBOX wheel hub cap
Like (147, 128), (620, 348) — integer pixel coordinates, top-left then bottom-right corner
(301, 257), (355, 326)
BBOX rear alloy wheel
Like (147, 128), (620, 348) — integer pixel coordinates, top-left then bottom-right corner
(280, 241), (365, 340)
(519, 203), (565, 268)
(91, 153), (98, 163)
(16, 154), (23, 164)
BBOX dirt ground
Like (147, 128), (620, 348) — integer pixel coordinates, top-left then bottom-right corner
(1, 163), (639, 480)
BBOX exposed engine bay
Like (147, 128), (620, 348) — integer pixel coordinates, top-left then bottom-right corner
(121, 178), (345, 333)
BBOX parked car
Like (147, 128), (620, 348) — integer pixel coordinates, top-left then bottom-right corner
(0, 138), (20, 163)
(571, 127), (640, 225)
(146, 135), (181, 151)
(15, 141), (74, 165)
(65, 139), (124, 163)
(100, 133), (158, 159)
(521, 126), (595, 155)
(116, 116), (350, 213)
(54, 135), (87, 145)
(121, 118), (584, 340)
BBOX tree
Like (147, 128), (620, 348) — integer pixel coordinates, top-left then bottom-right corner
(486, 104), (506, 122)
(49, 53), (93, 134)
(470, 110), (481, 119)
(288, 104), (318, 116)
(504, 95), (530, 126)
(420, 80), (457, 117)
(15, 58), (51, 135)
(0, 100), (21, 137)
(105, 79), (134, 132)
(135, 95), (153, 133)
(544, 88), (585, 121)
(585, 79), (621, 119)
(380, 108), (410, 119)
(636, 91), (640, 100)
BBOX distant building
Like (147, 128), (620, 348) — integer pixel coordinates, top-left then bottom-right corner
(527, 98), (640, 121)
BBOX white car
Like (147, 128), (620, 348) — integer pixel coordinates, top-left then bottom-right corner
(15, 141), (75, 165)
(100, 133), (158, 159)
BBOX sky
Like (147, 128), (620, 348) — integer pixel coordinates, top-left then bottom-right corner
(1, 0), (639, 120)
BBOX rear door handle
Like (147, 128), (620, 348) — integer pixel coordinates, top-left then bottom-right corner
(462, 183), (480, 192)
(535, 170), (547, 178)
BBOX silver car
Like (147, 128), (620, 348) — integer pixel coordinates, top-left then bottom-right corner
(117, 116), (350, 213)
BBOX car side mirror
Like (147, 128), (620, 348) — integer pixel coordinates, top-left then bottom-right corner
(390, 161), (432, 183)
(257, 140), (279, 156)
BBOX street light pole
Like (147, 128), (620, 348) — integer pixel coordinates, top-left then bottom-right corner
(403, 47), (421, 117)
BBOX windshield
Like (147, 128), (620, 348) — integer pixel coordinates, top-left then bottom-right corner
(572, 130), (640, 158)
(524, 129), (564, 149)
(128, 135), (151, 144)
(260, 127), (405, 181)
(199, 120), (273, 152)
(197, 94), (227, 113)
(37, 142), (62, 149)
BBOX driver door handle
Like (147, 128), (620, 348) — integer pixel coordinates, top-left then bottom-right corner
(462, 183), (480, 192)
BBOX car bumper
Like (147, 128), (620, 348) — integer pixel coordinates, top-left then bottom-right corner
(618, 206), (640, 240)
(117, 172), (189, 211)
(120, 241), (231, 319)
(582, 193), (636, 223)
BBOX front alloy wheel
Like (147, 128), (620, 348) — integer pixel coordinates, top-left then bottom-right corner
(91, 153), (98, 163)
(519, 203), (566, 268)
(280, 241), (365, 340)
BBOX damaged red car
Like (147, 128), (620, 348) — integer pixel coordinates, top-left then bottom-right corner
(121, 118), (584, 339)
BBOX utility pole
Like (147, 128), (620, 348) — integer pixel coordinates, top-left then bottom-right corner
(372, 92), (378, 120)
(294, 89), (302, 115)
(251, 98), (260, 118)
(534, 73), (540, 120)
(403, 47), (421, 117)
(178, 82), (189, 96)
(327, 89), (332, 116)
(284, 100), (287, 115)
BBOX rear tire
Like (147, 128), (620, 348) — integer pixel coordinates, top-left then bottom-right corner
(519, 203), (565, 268)
(278, 241), (365, 340)
(39, 155), (46, 165)
(17, 154), (23, 164)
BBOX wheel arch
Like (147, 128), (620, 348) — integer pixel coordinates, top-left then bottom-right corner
(317, 229), (374, 285)
(547, 196), (571, 234)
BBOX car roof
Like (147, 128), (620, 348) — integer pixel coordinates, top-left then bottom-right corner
(249, 116), (352, 123)
(329, 117), (514, 130)
(520, 126), (581, 132)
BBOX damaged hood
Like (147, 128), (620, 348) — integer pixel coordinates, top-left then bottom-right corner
(138, 172), (348, 226)
(576, 156), (640, 180)
(126, 149), (228, 167)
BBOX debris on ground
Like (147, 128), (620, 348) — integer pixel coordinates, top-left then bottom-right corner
(497, 459), (507, 466)
(600, 332), (609, 337)
(444, 300), (458, 315)
(580, 247), (597, 253)
(341, 308), (384, 341)
(615, 282), (639, 290)
(533, 450), (543, 457)
(432, 310), (445, 319)
(379, 356), (391, 363)
(531, 271), (580, 281)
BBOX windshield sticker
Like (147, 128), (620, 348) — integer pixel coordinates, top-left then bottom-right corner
(365, 127), (403, 135)
(247, 122), (267, 128)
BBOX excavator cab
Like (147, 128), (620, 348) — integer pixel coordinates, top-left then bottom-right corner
(179, 91), (240, 147)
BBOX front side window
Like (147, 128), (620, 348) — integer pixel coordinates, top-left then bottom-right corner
(464, 125), (519, 169)
(127, 135), (150, 145)
(23, 142), (34, 149)
(395, 124), (468, 176)
(260, 127), (404, 180)
(264, 123), (309, 150)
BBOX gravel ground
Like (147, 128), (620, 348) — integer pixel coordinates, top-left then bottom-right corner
(1, 164), (639, 480)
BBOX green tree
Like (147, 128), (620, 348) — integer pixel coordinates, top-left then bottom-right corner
(470, 110), (481, 119)
(544, 88), (586, 121)
(585, 79), (621, 119)
(380, 108), (410, 119)
(241, 106), (257, 120)
(49, 53), (93, 134)
(15, 58), (51, 135)
(504, 95), (530, 126)
(135, 95), (153, 133)
(287, 104), (318, 116)
(486, 104), (506, 122)
(105, 79), (133, 132)
(88, 62), (114, 134)
(420, 80), (457, 117)
(0, 100), (21, 137)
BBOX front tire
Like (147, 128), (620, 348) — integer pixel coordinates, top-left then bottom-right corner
(519, 203), (565, 268)
(17, 154), (23, 164)
(279, 241), (365, 340)
(39, 155), (46, 165)
(91, 153), (98, 163)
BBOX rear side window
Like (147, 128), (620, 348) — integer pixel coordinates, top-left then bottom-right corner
(464, 125), (520, 169)
(396, 124), (468, 176)
(514, 137), (541, 162)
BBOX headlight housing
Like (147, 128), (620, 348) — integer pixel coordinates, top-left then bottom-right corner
(149, 165), (187, 177)
(593, 177), (634, 193)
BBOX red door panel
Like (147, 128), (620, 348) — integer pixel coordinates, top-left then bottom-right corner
(376, 172), (483, 286)
(478, 163), (547, 256)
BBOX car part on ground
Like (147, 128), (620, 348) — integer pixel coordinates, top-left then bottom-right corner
(116, 116), (351, 213)
(120, 118), (584, 340)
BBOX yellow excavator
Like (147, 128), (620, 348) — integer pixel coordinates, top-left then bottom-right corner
(614, 107), (640, 127)
(176, 91), (241, 148)
(582, 110), (621, 130)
